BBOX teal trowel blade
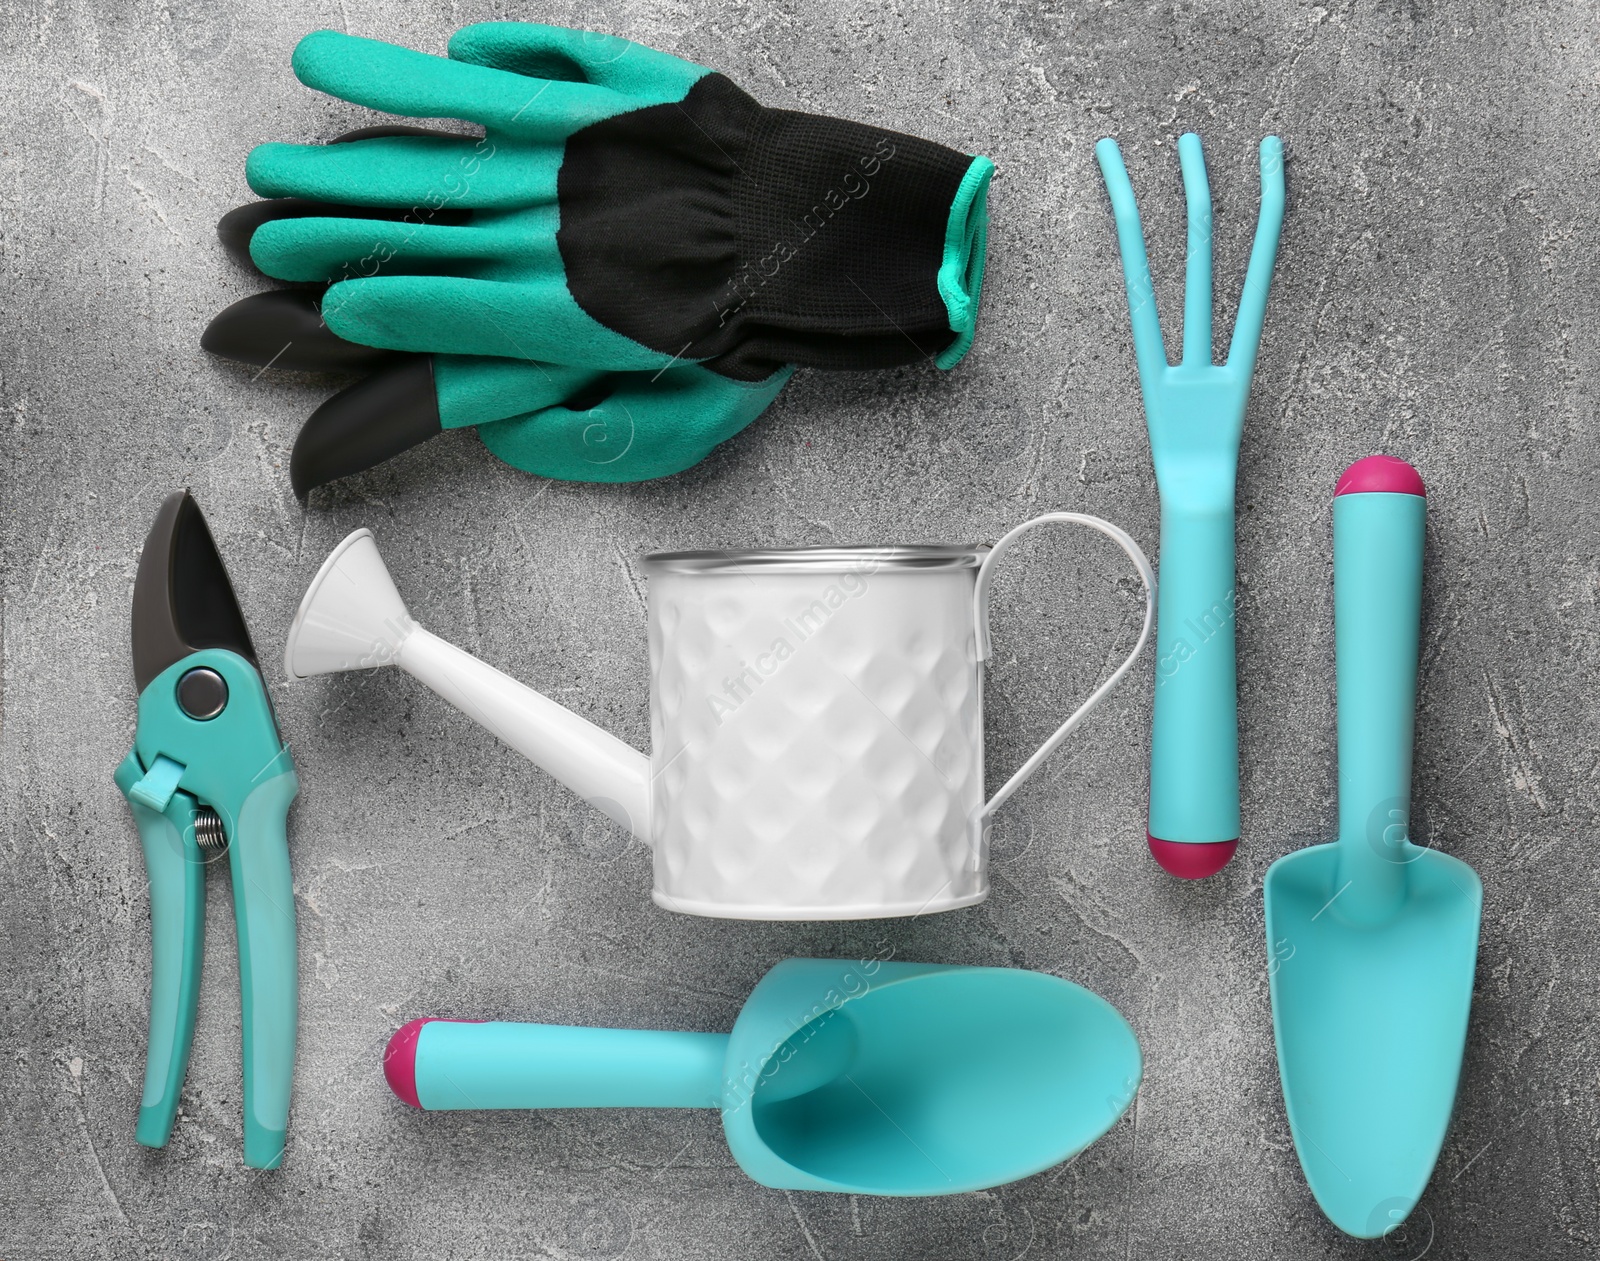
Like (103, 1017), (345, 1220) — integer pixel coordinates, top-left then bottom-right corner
(1265, 844), (1481, 1238)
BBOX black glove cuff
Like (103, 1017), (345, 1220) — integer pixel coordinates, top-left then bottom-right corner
(558, 74), (991, 380)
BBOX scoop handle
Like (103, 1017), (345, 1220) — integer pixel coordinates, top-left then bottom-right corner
(1332, 456), (1427, 923)
(385, 1020), (727, 1111)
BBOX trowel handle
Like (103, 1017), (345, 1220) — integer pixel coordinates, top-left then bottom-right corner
(1333, 456), (1427, 918)
(384, 1019), (727, 1111)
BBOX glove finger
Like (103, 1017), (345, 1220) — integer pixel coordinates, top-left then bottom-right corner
(472, 363), (792, 482)
(291, 29), (632, 139)
(294, 353), (605, 495)
(434, 356), (596, 428)
(250, 214), (553, 285)
(328, 123), (473, 144)
(447, 22), (705, 99)
(222, 125), (479, 267)
(247, 133), (541, 209)
(202, 290), (396, 373)
(290, 356), (442, 497)
(320, 274), (662, 367)
(219, 197), (475, 270)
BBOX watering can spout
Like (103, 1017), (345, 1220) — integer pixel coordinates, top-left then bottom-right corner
(285, 530), (652, 841)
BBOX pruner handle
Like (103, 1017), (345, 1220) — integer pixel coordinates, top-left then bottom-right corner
(225, 752), (299, 1170)
(116, 752), (205, 1151)
(128, 649), (303, 1168)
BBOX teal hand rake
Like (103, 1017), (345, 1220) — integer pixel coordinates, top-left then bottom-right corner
(1095, 132), (1286, 878)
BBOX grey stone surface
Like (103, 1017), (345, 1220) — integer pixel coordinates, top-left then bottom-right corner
(2, 0), (1597, 1257)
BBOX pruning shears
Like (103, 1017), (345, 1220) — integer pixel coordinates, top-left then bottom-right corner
(115, 491), (299, 1168)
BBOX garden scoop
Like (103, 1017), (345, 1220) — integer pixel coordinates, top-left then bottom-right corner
(382, 959), (1142, 1195)
(1265, 456), (1481, 1239)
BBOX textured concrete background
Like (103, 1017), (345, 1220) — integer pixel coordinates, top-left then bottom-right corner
(3, 0), (1597, 1257)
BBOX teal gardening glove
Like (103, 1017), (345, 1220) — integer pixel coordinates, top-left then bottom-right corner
(204, 282), (794, 490)
(204, 23), (994, 494)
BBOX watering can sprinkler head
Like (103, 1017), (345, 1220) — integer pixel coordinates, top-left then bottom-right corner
(285, 529), (414, 676)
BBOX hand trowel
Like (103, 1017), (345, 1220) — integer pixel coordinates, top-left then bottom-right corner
(383, 959), (1142, 1196)
(1265, 455), (1482, 1238)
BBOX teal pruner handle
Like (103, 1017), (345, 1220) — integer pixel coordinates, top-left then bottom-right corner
(1333, 455), (1427, 924)
(115, 755), (205, 1152)
(126, 648), (300, 1169)
(1096, 133), (1286, 879)
(384, 1020), (728, 1111)
(229, 764), (299, 1169)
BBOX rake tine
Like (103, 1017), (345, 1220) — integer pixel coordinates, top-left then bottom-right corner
(1227, 135), (1287, 375)
(1177, 133), (1214, 367)
(1095, 137), (1169, 384)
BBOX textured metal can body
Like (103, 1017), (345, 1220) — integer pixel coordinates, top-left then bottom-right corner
(645, 559), (986, 919)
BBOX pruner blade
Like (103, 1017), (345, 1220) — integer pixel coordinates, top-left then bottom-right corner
(132, 490), (258, 694)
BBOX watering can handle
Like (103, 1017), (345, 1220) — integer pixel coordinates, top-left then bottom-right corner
(973, 513), (1156, 822)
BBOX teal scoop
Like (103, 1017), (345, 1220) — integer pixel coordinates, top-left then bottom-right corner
(385, 959), (1141, 1196)
(1265, 456), (1482, 1238)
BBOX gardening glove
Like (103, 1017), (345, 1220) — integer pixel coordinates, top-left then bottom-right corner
(205, 287), (791, 493)
(203, 145), (790, 493)
(241, 23), (992, 379)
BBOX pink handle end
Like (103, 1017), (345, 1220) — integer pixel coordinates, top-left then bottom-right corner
(1334, 455), (1425, 498)
(384, 1018), (437, 1108)
(1147, 834), (1238, 879)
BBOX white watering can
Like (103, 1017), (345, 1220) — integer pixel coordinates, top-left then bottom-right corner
(285, 516), (1154, 920)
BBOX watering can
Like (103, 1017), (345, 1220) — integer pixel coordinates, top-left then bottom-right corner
(286, 515), (1153, 920)
(382, 958), (1142, 1195)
